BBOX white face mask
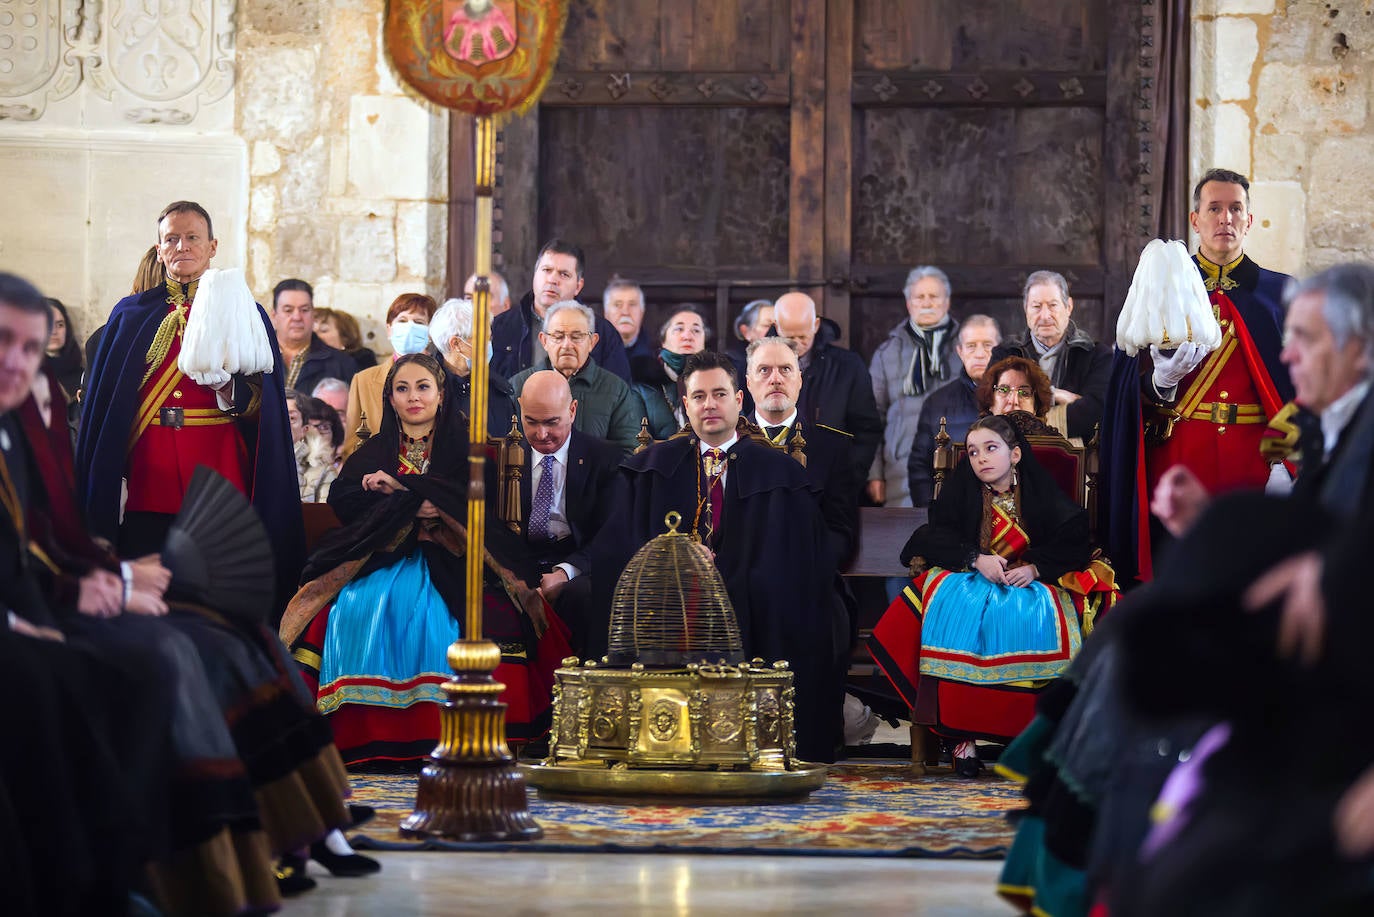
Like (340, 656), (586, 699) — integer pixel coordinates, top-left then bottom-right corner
(390, 319), (431, 356)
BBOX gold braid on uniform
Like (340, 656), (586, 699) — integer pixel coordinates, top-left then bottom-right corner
(141, 278), (198, 386)
(1196, 254), (1243, 293)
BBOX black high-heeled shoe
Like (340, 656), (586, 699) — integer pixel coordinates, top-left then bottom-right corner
(347, 803), (377, 829)
(276, 854), (317, 896)
(309, 842), (382, 877)
(953, 754), (984, 779)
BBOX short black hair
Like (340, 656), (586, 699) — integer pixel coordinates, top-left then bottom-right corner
(0, 272), (52, 334)
(681, 350), (739, 393)
(273, 278), (314, 309)
(1192, 168), (1251, 211)
(536, 238), (586, 279)
(156, 200), (215, 241)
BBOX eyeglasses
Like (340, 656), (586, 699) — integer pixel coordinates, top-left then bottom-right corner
(545, 331), (591, 344)
(307, 420), (332, 432)
(993, 385), (1033, 399)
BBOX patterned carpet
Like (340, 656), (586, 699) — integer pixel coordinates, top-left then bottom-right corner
(347, 762), (1021, 859)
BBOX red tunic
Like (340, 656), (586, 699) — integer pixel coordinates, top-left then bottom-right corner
(1144, 293), (1281, 498)
(125, 302), (251, 515)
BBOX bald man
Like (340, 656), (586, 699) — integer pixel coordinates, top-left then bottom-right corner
(773, 292), (882, 483)
(465, 270), (511, 317)
(514, 370), (623, 660)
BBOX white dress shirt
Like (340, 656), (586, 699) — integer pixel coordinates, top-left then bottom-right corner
(531, 436), (579, 579)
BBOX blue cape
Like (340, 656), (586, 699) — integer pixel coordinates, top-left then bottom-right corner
(76, 285), (306, 609)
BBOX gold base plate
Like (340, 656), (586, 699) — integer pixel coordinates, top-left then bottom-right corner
(520, 760), (828, 804)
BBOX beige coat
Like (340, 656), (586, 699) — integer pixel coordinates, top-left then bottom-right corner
(342, 362), (388, 458)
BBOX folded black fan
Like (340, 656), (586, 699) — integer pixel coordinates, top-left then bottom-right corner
(163, 466), (276, 620)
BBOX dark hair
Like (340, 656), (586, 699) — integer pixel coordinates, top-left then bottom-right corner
(303, 395), (344, 446)
(384, 352), (446, 402)
(156, 200), (215, 241)
(681, 350), (739, 393)
(733, 299), (772, 341)
(43, 297), (82, 365)
(536, 238), (586, 279)
(314, 307), (364, 351)
(132, 244), (166, 294)
(273, 278), (314, 309)
(976, 355), (1054, 418)
(0, 273), (52, 333)
(967, 414), (1021, 451)
(659, 305), (713, 348)
(386, 292), (438, 325)
(1192, 168), (1250, 211)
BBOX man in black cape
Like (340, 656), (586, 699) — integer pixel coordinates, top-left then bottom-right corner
(602, 351), (844, 762)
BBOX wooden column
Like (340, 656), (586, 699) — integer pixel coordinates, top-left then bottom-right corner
(822, 0), (853, 346)
(789, 0), (827, 311)
(447, 114), (475, 300)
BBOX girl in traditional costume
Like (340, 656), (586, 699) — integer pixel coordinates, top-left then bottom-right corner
(283, 353), (570, 764)
(869, 415), (1114, 777)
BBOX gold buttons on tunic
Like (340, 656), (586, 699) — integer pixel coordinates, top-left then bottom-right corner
(1219, 391), (1229, 400)
(172, 390), (183, 399)
(1218, 426), (1227, 435)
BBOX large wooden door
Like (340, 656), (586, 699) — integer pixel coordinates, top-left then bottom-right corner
(455, 1), (1159, 360)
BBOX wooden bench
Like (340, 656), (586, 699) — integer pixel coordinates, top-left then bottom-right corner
(841, 507), (925, 689)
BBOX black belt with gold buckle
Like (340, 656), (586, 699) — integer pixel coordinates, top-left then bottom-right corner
(159, 407), (184, 429)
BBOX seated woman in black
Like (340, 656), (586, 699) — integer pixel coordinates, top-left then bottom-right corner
(283, 353), (571, 764)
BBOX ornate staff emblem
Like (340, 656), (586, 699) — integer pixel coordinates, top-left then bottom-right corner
(386, 0), (568, 116)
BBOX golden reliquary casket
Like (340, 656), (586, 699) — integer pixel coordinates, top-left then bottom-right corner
(521, 512), (827, 800)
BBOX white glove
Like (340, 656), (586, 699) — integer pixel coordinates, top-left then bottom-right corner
(1150, 341), (1210, 392)
(186, 368), (231, 389)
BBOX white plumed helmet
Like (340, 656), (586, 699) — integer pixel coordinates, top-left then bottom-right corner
(1116, 239), (1222, 356)
(179, 267), (276, 388)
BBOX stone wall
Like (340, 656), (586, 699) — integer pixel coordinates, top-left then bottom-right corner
(1193, 0), (1374, 275)
(0, 0), (448, 352)
(238, 0), (449, 352)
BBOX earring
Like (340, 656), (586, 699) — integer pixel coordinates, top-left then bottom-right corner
(1012, 466), (1018, 487)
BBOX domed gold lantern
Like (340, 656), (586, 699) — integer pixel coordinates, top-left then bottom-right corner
(522, 513), (827, 800)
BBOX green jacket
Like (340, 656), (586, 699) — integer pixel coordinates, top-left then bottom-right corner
(510, 360), (647, 455)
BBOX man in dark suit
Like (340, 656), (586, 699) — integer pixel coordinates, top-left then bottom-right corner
(773, 291), (883, 483)
(745, 336), (858, 571)
(610, 351), (844, 761)
(745, 337), (869, 744)
(515, 370), (622, 660)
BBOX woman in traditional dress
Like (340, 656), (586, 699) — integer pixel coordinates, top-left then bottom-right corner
(283, 353), (570, 764)
(15, 349), (367, 913)
(869, 415), (1114, 777)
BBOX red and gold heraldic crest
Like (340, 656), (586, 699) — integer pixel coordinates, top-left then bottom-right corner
(385, 0), (568, 116)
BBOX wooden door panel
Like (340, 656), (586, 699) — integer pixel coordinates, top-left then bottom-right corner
(852, 106), (1104, 267)
(560, 0), (787, 71)
(464, 1), (1161, 362)
(538, 106), (790, 284)
(856, 0), (1107, 71)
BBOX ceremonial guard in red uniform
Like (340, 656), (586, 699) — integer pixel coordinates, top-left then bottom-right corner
(1101, 169), (1295, 583)
(78, 201), (305, 607)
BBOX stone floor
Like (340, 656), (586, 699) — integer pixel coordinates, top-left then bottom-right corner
(285, 716), (1018, 915)
(284, 851), (1013, 916)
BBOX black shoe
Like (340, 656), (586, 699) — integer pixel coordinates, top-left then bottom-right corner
(347, 803), (376, 830)
(953, 755), (983, 779)
(310, 842), (382, 877)
(276, 855), (316, 896)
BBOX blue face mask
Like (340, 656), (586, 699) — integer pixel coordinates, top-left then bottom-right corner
(390, 320), (430, 356)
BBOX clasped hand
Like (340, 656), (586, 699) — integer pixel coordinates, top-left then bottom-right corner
(362, 471), (407, 495)
(974, 553), (1037, 588)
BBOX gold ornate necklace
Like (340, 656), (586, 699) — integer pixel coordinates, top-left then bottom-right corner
(402, 430), (432, 472)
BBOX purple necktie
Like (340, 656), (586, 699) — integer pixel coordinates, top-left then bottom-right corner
(529, 453), (556, 541)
